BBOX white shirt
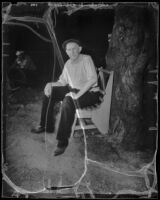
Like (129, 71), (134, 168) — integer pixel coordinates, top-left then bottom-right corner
(58, 54), (98, 90)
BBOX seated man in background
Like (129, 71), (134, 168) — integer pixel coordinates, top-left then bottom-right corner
(8, 51), (37, 87)
(31, 39), (102, 156)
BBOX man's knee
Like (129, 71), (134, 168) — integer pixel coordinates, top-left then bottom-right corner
(62, 96), (75, 110)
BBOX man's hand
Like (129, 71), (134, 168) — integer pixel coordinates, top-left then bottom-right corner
(44, 82), (64, 97)
(44, 82), (52, 97)
(66, 92), (80, 100)
(71, 93), (80, 100)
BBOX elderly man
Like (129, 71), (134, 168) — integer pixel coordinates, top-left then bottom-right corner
(31, 39), (102, 156)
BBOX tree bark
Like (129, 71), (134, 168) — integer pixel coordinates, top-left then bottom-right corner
(105, 5), (157, 151)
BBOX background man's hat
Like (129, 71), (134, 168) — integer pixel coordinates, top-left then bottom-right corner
(16, 51), (24, 56)
(62, 39), (82, 50)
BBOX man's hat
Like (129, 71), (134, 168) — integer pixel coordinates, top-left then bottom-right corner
(16, 51), (24, 56)
(62, 39), (82, 50)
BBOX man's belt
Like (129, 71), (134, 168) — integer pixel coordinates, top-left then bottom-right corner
(68, 85), (80, 93)
(68, 85), (100, 93)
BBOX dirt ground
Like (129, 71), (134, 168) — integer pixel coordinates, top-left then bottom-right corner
(2, 87), (157, 198)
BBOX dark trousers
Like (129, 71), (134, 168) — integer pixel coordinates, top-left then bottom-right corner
(40, 86), (102, 147)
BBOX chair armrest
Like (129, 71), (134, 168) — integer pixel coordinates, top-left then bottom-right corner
(98, 67), (112, 75)
(99, 89), (106, 96)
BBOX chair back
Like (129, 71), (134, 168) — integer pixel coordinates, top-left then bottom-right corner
(98, 67), (112, 92)
(92, 67), (114, 134)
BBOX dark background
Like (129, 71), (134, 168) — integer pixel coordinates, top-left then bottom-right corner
(4, 7), (114, 86)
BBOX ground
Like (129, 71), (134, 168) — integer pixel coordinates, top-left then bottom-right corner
(2, 87), (157, 198)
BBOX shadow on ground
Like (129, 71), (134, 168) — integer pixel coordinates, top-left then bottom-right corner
(2, 87), (157, 197)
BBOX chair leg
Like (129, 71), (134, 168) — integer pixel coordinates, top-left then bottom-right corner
(71, 113), (77, 138)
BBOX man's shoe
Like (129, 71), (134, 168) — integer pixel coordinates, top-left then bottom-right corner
(54, 146), (66, 156)
(31, 126), (45, 134)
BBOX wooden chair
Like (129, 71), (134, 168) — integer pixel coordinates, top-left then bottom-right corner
(71, 67), (114, 137)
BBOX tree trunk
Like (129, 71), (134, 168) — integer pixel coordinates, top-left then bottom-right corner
(105, 5), (158, 151)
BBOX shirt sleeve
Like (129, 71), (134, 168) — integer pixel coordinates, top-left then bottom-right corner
(58, 65), (68, 86)
(25, 56), (36, 70)
(84, 55), (98, 82)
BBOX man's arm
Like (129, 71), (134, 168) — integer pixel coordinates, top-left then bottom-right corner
(10, 60), (19, 70)
(51, 82), (64, 87)
(73, 78), (96, 99)
(44, 66), (68, 96)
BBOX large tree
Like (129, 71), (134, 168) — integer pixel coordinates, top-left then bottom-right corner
(105, 5), (158, 151)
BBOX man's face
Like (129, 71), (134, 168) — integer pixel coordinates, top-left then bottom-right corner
(16, 55), (23, 63)
(65, 42), (82, 61)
